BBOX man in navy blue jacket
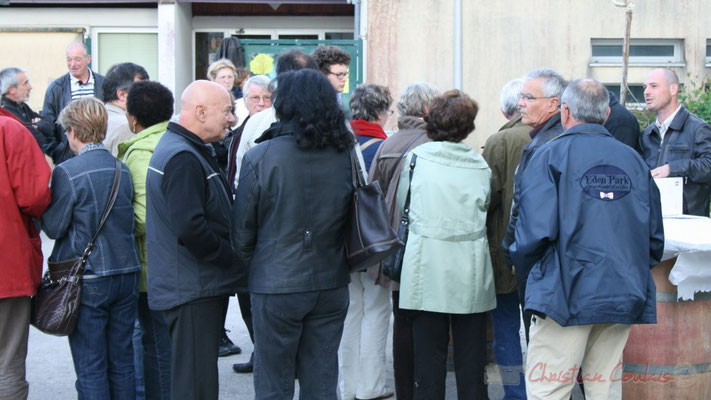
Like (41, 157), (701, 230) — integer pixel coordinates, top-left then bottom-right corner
(509, 78), (664, 399)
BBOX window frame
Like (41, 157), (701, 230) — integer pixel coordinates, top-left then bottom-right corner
(590, 38), (685, 67)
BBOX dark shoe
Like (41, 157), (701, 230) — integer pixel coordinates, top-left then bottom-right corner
(218, 333), (242, 357)
(232, 359), (253, 373)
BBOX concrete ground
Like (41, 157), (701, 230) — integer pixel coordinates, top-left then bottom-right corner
(27, 233), (583, 399)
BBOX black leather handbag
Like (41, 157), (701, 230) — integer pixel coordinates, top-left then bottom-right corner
(382, 154), (417, 282)
(344, 148), (404, 272)
(31, 159), (122, 336)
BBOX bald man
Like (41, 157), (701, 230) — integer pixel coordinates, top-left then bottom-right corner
(145, 80), (240, 400)
(640, 68), (711, 216)
(39, 42), (105, 164)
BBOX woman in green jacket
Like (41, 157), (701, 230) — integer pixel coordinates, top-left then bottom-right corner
(117, 80), (173, 400)
(397, 90), (496, 400)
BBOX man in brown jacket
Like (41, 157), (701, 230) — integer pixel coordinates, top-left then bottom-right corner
(368, 81), (438, 400)
(482, 78), (531, 399)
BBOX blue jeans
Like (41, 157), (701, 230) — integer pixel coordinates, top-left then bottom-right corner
(490, 292), (526, 400)
(69, 272), (139, 400)
(137, 292), (172, 400)
(251, 286), (349, 400)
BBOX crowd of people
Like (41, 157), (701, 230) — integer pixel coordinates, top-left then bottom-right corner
(0, 39), (710, 400)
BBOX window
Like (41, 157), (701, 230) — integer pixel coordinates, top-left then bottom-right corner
(193, 29), (352, 79)
(590, 39), (684, 66)
(706, 39), (711, 66)
(95, 31), (159, 81)
(605, 84), (646, 107)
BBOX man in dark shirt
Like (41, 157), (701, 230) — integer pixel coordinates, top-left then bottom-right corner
(146, 80), (240, 400)
(0, 67), (50, 151)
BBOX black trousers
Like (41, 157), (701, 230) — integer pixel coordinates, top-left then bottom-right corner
(163, 296), (225, 400)
(221, 292), (255, 344)
(392, 291), (415, 400)
(412, 310), (488, 400)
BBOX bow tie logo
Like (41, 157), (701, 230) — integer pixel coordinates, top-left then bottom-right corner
(599, 192), (614, 200)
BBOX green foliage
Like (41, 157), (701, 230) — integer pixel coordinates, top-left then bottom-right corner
(630, 107), (655, 130)
(679, 75), (711, 124)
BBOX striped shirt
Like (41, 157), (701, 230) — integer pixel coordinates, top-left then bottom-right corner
(70, 70), (96, 100)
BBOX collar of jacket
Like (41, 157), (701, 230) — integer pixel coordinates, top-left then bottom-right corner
(499, 114), (523, 131)
(398, 115), (427, 131)
(668, 105), (691, 131)
(558, 123), (613, 139)
(254, 121), (294, 144)
(117, 120), (169, 159)
(167, 121), (221, 162)
(415, 141), (489, 169)
(350, 119), (388, 139)
(0, 95), (20, 109)
(529, 112), (562, 139)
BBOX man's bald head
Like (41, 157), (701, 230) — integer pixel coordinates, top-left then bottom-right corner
(179, 80), (235, 143)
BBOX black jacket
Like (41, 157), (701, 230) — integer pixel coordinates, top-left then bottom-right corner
(231, 122), (352, 294)
(146, 122), (241, 310)
(640, 105), (711, 216)
(39, 71), (104, 164)
(604, 91), (641, 151)
(0, 96), (49, 151)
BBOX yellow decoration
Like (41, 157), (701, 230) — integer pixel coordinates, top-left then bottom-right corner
(250, 53), (274, 75)
(343, 75), (350, 94)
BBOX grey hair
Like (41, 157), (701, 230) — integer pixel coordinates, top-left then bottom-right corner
(525, 68), (567, 99)
(242, 74), (272, 95)
(561, 78), (610, 125)
(349, 83), (392, 122)
(397, 82), (439, 117)
(0, 67), (25, 96)
(499, 78), (524, 117)
(66, 41), (89, 56)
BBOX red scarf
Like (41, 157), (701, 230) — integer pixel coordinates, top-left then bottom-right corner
(350, 119), (387, 139)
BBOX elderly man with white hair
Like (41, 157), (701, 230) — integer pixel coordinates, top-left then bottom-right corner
(482, 77), (532, 399)
(509, 78), (663, 400)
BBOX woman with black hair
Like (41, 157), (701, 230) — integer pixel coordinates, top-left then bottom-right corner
(231, 68), (354, 400)
(117, 80), (174, 400)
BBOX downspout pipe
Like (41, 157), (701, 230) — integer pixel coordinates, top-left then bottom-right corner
(453, 0), (462, 90)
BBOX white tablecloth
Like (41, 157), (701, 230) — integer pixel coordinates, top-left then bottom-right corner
(662, 216), (711, 300)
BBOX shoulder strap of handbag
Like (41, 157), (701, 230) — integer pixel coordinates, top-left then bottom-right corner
(359, 137), (383, 152)
(81, 159), (122, 261)
(398, 132), (427, 160)
(402, 154), (418, 224)
(348, 147), (366, 188)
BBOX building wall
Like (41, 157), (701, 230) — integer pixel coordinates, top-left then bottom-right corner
(367, 0), (711, 150)
(0, 7), (157, 111)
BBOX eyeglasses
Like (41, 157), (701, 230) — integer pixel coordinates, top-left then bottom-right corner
(328, 71), (349, 80)
(519, 93), (555, 102)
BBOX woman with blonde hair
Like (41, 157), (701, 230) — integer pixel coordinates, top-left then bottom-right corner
(41, 97), (141, 399)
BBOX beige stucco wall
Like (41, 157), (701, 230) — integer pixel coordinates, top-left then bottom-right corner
(0, 7), (157, 111)
(367, 0), (711, 151)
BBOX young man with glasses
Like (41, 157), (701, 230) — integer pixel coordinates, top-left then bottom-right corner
(313, 45), (351, 95)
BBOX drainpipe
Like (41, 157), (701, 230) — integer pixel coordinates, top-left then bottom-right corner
(453, 0), (462, 90)
(352, 0), (360, 40)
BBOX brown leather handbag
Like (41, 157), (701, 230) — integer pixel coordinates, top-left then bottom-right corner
(344, 148), (403, 272)
(31, 159), (122, 336)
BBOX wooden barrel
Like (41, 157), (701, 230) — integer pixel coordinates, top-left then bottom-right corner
(622, 258), (711, 399)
